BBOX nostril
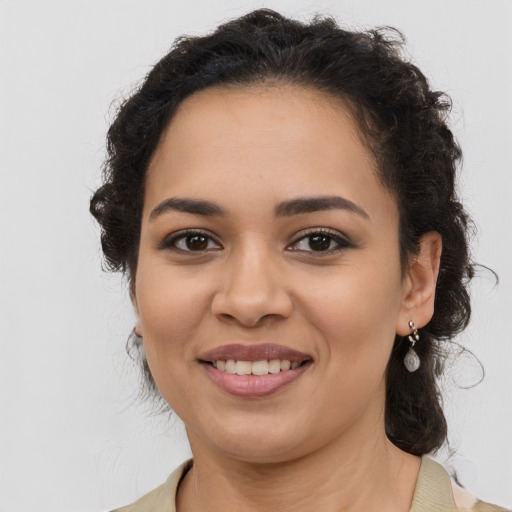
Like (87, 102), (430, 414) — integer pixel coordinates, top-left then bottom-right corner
(211, 285), (293, 327)
(215, 311), (287, 329)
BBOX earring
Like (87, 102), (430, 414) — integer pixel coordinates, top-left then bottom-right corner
(404, 320), (420, 372)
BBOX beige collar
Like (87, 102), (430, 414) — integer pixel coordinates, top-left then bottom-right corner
(115, 455), (506, 512)
(160, 456), (456, 512)
(410, 456), (458, 512)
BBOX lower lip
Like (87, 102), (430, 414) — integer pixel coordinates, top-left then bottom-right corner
(202, 362), (312, 398)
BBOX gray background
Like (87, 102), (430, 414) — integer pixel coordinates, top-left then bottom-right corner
(1, 0), (511, 510)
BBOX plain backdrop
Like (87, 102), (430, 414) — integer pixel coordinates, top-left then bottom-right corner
(1, 0), (511, 511)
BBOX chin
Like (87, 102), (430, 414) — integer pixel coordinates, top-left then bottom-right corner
(217, 439), (310, 465)
(188, 413), (320, 465)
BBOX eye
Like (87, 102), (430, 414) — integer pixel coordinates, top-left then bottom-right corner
(289, 229), (352, 253)
(160, 230), (222, 252)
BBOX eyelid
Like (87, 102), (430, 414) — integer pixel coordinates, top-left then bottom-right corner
(157, 227), (352, 254)
(287, 227), (353, 253)
(158, 228), (222, 252)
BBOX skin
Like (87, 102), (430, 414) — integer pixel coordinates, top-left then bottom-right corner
(133, 85), (442, 512)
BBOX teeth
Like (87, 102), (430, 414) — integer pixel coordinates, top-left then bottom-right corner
(268, 359), (281, 374)
(213, 359), (304, 375)
(252, 360), (269, 376)
(280, 360), (291, 371)
(225, 359), (236, 374)
(235, 360), (252, 375)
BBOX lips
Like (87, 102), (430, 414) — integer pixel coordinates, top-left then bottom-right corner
(198, 343), (313, 397)
(198, 343), (312, 363)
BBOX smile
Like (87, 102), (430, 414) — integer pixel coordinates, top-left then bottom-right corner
(202, 361), (312, 397)
(212, 359), (302, 375)
(198, 343), (313, 397)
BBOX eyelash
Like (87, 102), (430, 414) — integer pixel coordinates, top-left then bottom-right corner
(289, 228), (353, 254)
(159, 229), (222, 253)
(159, 228), (353, 255)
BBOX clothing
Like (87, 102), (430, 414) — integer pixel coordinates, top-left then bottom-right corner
(110, 456), (509, 512)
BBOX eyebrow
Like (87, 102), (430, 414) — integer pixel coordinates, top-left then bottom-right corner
(149, 195), (369, 221)
(149, 197), (227, 220)
(275, 196), (369, 219)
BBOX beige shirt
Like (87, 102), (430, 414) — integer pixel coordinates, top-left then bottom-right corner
(111, 456), (510, 512)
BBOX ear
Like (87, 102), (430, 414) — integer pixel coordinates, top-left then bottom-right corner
(130, 283), (143, 337)
(396, 231), (442, 335)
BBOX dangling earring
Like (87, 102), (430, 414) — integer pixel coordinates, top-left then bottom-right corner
(404, 320), (420, 372)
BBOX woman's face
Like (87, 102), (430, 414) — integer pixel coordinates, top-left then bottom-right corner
(134, 85), (416, 463)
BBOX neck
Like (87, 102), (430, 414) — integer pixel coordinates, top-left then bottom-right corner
(177, 417), (420, 512)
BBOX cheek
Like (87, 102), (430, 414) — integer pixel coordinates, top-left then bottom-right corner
(294, 266), (402, 427)
(135, 267), (216, 415)
(135, 266), (213, 362)
(296, 257), (403, 362)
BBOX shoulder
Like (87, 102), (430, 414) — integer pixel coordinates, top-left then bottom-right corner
(412, 456), (510, 512)
(108, 459), (193, 512)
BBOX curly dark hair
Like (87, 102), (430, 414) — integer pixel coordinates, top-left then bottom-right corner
(90, 8), (475, 456)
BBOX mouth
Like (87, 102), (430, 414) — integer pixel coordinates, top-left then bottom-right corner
(198, 343), (313, 397)
(205, 358), (307, 375)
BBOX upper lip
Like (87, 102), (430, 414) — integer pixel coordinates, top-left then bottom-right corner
(198, 343), (313, 363)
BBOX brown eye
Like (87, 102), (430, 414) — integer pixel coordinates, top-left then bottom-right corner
(308, 234), (331, 251)
(162, 230), (222, 252)
(289, 229), (352, 254)
(186, 235), (209, 251)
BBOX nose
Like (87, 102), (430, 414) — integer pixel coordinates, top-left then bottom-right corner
(211, 244), (293, 327)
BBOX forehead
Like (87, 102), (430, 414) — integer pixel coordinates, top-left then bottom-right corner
(144, 84), (393, 220)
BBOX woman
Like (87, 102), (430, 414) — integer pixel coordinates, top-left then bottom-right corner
(90, 9), (508, 512)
